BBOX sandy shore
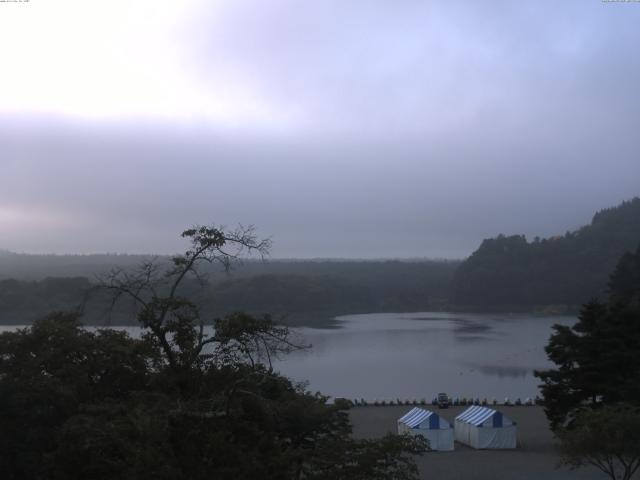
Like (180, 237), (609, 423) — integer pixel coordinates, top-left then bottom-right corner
(349, 405), (621, 480)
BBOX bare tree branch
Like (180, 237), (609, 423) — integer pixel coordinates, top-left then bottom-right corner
(94, 224), (290, 375)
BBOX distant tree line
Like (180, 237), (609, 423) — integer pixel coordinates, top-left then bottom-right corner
(1, 197), (639, 322)
(0, 261), (459, 327)
(451, 198), (640, 311)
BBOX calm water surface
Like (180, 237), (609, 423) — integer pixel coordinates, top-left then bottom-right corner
(273, 312), (575, 401)
(1, 312), (575, 401)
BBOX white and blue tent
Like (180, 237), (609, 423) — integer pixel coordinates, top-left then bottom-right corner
(454, 406), (516, 449)
(397, 407), (454, 451)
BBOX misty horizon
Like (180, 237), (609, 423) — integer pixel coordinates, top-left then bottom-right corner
(0, 195), (635, 260)
(2, 1), (639, 258)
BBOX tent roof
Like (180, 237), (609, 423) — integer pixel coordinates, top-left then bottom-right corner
(398, 407), (436, 428)
(455, 406), (504, 426)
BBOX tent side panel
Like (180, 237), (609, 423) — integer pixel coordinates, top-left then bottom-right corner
(478, 426), (517, 449)
(469, 426), (480, 449)
(454, 421), (465, 444)
(410, 429), (455, 451)
(455, 421), (476, 448)
(437, 429), (455, 451)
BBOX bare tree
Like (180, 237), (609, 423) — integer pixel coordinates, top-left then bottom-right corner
(213, 312), (307, 370)
(100, 224), (278, 370)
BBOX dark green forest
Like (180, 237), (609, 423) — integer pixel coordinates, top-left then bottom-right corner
(451, 198), (640, 312)
(0, 259), (458, 326)
(534, 244), (640, 479)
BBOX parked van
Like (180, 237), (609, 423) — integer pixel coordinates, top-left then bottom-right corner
(437, 392), (450, 409)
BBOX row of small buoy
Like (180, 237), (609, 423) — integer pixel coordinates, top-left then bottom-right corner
(339, 396), (543, 407)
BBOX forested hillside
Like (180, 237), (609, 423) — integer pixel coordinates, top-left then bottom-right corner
(0, 259), (459, 326)
(0, 251), (156, 280)
(451, 198), (640, 311)
(3, 198), (638, 323)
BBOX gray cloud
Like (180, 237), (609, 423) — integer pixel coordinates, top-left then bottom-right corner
(0, 1), (639, 258)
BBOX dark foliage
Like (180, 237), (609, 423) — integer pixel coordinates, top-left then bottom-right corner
(0, 225), (427, 479)
(452, 198), (640, 310)
(0, 260), (458, 327)
(0, 276), (92, 322)
(0, 312), (156, 479)
(535, 244), (640, 430)
(0, 312), (427, 479)
(557, 405), (640, 480)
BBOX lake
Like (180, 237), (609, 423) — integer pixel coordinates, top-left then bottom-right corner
(273, 312), (575, 402)
(0, 312), (575, 402)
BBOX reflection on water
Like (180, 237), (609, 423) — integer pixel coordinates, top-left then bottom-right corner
(453, 322), (493, 334)
(454, 335), (488, 343)
(468, 364), (531, 379)
(273, 312), (575, 400)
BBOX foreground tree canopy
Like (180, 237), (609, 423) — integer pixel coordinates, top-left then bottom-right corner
(536, 244), (640, 480)
(536, 244), (640, 430)
(0, 225), (427, 480)
(557, 405), (640, 480)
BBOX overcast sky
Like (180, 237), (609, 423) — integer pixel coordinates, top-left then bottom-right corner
(1, 0), (639, 258)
